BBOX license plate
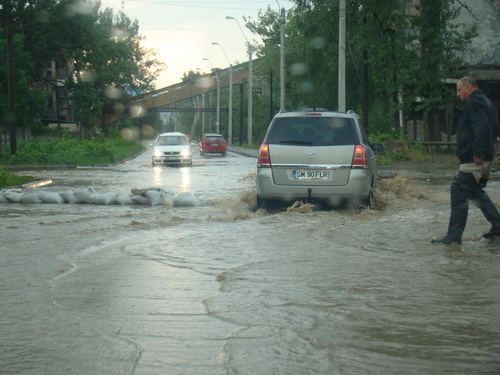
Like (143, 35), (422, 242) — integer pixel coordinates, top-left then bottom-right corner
(165, 156), (179, 160)
(292, 170), (329, 180)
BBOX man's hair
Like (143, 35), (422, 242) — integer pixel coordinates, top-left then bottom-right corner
(459, 76), (478, 88)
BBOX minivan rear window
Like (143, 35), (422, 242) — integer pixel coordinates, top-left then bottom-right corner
(266, 117), (358, 146)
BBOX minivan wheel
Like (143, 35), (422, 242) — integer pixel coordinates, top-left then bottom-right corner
(257, 196), (277, 211)
(360, 191), (373, 209)
(256, 196), (267, 210)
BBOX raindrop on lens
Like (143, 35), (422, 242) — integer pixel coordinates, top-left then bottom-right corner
(105, 87), (123, 99)
(299, 80), (314, 93)
(194, 76), (215, 89)
(310, 36), (326, 49)
(130, 105), (146, 118)
(81, 70), (97, 83)
(121, 128), (139, 140)
(290, 62), (308, 75)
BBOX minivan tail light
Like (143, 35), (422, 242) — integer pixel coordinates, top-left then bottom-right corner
(352, 145), (368, 168)
(257, 144), (271, 166)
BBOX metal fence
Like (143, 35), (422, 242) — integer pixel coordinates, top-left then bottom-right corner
(0, 127), (33, 147)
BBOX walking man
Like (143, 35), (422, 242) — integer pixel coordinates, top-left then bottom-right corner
(432, 76), (500, 245)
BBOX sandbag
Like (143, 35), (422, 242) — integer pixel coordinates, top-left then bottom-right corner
(91, 192), (117, 205)
(144, 189), (175, 206)
(145, 190), (162, 206)
(115, 195), (137, 205)
(173, 192), (202, 207)
(19, 193), (43, 203)
(131, 187), (163, 196)
(74, 189), (93, 204)
(60, 191), (82, 204)
(131, 195), (151, 205)
(4, 191), (24, 203)
(39, 191), (65, 204)
(160, 192), (176, 206)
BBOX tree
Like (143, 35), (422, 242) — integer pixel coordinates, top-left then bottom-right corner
(0, 30), (48, 130)
(405, 0), (477, 113)
(65, 5), (165, 133)
(246, 0), (476, 140)
(0, 0), (165, 138)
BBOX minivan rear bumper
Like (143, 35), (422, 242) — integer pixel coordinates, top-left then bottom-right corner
(256, 167), (372, 205)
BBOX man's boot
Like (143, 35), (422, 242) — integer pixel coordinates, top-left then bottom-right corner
(473, 192), (500, 238)
(431, 209), (468, 245)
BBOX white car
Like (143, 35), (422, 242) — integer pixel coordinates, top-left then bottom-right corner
(256, 109), (384, 209)
(151, 132), (192, 166)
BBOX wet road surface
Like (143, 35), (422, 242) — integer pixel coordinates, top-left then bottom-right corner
(1, 145), (500, 374)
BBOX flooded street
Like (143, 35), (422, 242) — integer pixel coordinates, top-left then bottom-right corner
(1, 146), (500, 374)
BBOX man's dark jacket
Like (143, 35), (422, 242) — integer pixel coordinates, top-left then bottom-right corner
(456, 89), (496, 163)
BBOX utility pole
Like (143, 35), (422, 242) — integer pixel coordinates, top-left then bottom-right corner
(212, 42), (233, 144)
(338, 0), (346, 112)
(201, 93), (205, 135)
(247, 46), (253, 145)
(362, 16), (369, 129)
(215, 73), (220, 134)
(203, 58), (220, 134)
(280, 7), (286, 111)
(269, 71), (274, 121)
(228, 66), (233, 143)
(6, 1), (17, 154)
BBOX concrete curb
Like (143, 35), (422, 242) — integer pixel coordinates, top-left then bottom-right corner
(227, 146), (258, 158)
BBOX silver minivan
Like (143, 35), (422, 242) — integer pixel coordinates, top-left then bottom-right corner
(256, 109), (384, 209)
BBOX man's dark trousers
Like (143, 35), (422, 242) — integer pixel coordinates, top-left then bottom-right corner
(443, 171), (500, 243)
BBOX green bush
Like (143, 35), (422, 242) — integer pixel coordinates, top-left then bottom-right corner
(1, 137), (144, 166)
(370, 133), (442, 166)
(0, 166), (35, 188)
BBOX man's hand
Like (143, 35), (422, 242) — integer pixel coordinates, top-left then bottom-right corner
(474, 156), (484, 165)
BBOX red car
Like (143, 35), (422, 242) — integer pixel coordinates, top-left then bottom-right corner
(199, 133), (227, 156)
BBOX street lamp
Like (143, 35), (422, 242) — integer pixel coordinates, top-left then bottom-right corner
(196, 67), (207, 134)
(212, 41), (233, 145)
(226, 15), (253, 146)
(203, 58), (220, 134)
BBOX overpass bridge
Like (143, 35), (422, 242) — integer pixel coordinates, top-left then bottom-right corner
(98, 61), (256, 127)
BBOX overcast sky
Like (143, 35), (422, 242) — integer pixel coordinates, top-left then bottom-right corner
(98, 0), (295, 88)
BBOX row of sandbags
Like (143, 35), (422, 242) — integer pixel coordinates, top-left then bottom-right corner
(0, 187), (202, 207)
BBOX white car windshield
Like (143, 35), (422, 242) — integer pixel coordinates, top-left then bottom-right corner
(157, 136), (188, 146)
